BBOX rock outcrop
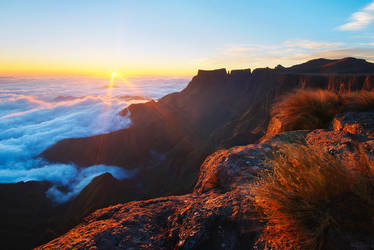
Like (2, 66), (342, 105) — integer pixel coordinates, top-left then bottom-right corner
(38, 111), (374, 249)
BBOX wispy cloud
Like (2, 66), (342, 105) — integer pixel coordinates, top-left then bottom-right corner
(360, 42), (374, 46)
(339, 2), (374, 31)
(283, 40), (344, 49)
(194, 39), (374, 70)
(309, 48), (374, 61)
(359, 36), (374, 46)
(222, 40), (343, 58)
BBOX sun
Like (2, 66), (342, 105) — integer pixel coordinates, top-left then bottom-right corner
(109, 72), (118, 88)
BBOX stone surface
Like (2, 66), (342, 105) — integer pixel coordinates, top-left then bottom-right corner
(333, 112), (374, 138)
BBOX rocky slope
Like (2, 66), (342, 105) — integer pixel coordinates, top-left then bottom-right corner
(38, 111), (374, 249)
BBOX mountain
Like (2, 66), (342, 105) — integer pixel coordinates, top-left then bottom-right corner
(41, 57), (374, 201)
(277, 57), (374, 74)
(64, 173), (141, 226)
(0, 181), (64, 249)
(2, 57), (374, 249)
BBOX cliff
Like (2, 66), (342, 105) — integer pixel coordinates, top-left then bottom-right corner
(41, 58), (374, 202)
(38, 111), (374, 249)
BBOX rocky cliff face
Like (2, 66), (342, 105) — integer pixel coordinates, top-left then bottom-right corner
(41, 58), (374, 205)
(38, 111), (374, 249)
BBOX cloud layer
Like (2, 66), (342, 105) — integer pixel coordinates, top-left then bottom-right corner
(0, 76), (187, 203)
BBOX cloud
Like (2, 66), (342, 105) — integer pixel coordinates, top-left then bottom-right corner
(195, 39), (352, 69)
(360, 42), (374, 46)
(283, 40), (343, 50)
(359, 37), (374, 46)
(45, 164), (135, 203)
(339, 2), (374, 31)
(308, 48), (374, 61)
(189, 41), (371, 77)
(0, 162), (134, 203)
(0, 76), (188, 203)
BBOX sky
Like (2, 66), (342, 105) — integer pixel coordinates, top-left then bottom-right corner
(1, 0), (374, 77)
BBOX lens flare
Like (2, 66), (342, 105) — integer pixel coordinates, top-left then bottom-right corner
(109, 72), (118, 88)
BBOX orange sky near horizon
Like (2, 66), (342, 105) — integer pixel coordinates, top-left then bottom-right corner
(0, 61), (197, 78)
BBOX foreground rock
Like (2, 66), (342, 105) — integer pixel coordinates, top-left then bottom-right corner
(38, 112), (374, 249)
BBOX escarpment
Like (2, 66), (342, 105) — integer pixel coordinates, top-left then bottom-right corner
(42, 58), (374, 203)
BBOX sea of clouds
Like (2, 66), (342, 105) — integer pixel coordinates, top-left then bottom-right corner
(0, 75), (187, 203)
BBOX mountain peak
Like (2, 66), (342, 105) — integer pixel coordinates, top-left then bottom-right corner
(283, 57), (374, 74)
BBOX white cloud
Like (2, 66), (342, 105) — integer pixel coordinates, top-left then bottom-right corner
(195, 39), (374, 70)
(366, 2), (374, 11)
(359, 36), (374, 46)
(360, 42), (374, 46)
(339, 2), (374, 31)
(0, 76), (188, 203)
(283, 39), (343, 49)
(309, 48), (374, 61)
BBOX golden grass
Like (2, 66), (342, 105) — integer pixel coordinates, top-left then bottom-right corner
(343, 90), (374, 112)
(272, 90), (374, 132)
(251, 144), (374, 249)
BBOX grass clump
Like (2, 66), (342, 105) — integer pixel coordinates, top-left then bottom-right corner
(272, 89), (374, 132)
(251, 144), (374, 249)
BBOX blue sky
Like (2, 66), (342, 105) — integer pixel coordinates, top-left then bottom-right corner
(1, 0), (374, 76)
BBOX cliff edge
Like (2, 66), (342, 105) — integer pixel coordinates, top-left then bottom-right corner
(38, 111), (374, 249)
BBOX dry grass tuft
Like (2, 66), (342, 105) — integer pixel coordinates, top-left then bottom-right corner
(272, 90), (374, 132)
(342, 90), (374, 112)
(251, 144), (374, 249)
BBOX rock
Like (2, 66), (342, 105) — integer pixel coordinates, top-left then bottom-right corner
(37, 192), (258, 249)
(194, 144), (269, 194)
(332, 112), (374, 138)
(229, 69), (251, 78)
(196, 68), (227, 80)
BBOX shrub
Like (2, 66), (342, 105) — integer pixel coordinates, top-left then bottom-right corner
(271, 90), (374, 132)
(251, 144), (374, 249)
(342, 90), (374, 112)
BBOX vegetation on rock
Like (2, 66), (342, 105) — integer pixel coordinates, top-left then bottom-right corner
(270, 90), (374, 133)
(252, 143), (374, 249)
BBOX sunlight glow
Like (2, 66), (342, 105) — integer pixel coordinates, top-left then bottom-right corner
(108, 72), (118, 88)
